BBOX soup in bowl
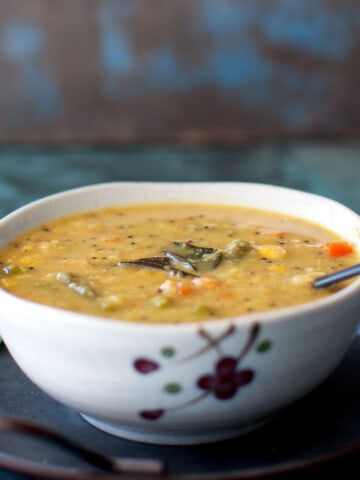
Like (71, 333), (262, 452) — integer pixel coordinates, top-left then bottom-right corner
(0, 182), (359, 445)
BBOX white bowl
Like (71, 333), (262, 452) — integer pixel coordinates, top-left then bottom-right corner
(0, 182), (359, 445)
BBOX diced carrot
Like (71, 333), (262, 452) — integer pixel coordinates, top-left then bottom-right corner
(159, 279), (192, 297)
(263, 229), (286, 237)
(175, 282), (191, 296)
(128, 302), (139, 308)
(219, 291), (236, 299)
(103, 236), (122, 243)
(191, 276), (220, 289)
(321, 242), (353, 257)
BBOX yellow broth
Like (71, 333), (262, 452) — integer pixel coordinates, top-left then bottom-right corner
(0, 203), (358, 323)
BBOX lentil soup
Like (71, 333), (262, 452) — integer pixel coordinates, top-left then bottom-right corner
(0, 203), (358, 323)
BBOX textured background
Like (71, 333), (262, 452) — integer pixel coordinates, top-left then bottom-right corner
(0, 0), (359, 144)
(0, 3), (358, 219)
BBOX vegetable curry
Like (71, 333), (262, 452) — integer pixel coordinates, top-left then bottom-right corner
(0, 203), (358, 323)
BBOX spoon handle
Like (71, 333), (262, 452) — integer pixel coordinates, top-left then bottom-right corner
(313, 263), (360, 288)
(0, 416), (164, 476)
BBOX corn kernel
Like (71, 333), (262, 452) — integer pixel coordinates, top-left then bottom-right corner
(256, 245), (287, 260)
(19, 256), (39, 266)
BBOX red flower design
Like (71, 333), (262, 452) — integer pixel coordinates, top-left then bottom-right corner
(139, 409), (164, 420)
(197, 356), (254, 399)
(134, 358), (160, 374)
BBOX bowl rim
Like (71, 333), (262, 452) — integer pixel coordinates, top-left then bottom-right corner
(0, 180), (359, 333)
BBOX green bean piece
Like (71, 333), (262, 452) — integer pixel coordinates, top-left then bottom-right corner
(192, 304), (213, 315)
(56, 272), (96, 299)
(2, 264), (27, 275)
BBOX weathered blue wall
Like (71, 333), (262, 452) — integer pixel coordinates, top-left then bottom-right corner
(0, 0), (359, 144)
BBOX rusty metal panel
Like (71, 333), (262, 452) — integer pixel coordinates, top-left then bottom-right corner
(0, 0), (359, 144)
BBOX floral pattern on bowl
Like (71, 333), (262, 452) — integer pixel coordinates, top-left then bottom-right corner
(133, 322), (272, 420)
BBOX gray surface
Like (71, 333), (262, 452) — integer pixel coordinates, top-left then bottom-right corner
(1, 337), (360, 480)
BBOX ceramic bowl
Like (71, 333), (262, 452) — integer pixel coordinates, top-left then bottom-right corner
(0, 182), (359, 445)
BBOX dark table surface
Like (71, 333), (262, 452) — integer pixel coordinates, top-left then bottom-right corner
(0, 142), (359, 480)
(0, 142), (360, 217)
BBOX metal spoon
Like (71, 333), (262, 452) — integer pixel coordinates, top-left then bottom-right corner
(313, 263), (360, 288)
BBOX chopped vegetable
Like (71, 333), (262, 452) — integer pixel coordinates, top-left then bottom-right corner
(151, 295), (172, 308)
(118, 238), (251, 279)
(168, 241), (216, 259)
(56, 272), (96, 299)
(194, 250), (223, 271)
(173, 282), (191, 296)
(219, 291), (236, 299)
(321, 242), (353, 257)
(256, 245), (287, 260)
(2, 264), (27, 275)
(191, 304), (213, 315)
(163, 251), (197, 275)
(103, 236), (122, 243)
(19, 256), (39, 266)
(158, 279), (191, 297)
(118, 256), (196, 277)
(191, 276), (219, 289)
(118, 256), (170, 272)
(164, 242), (223, 272)
(261, 229), (285, 237)
(223, 240), (252, 259)
(158, 279), (177, 297)
(97, 294), (126, 311)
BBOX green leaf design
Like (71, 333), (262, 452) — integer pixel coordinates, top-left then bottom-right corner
(256, 339), (272, 353)
(161, 346), (176, 358)
(163, 382), (182, 394)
